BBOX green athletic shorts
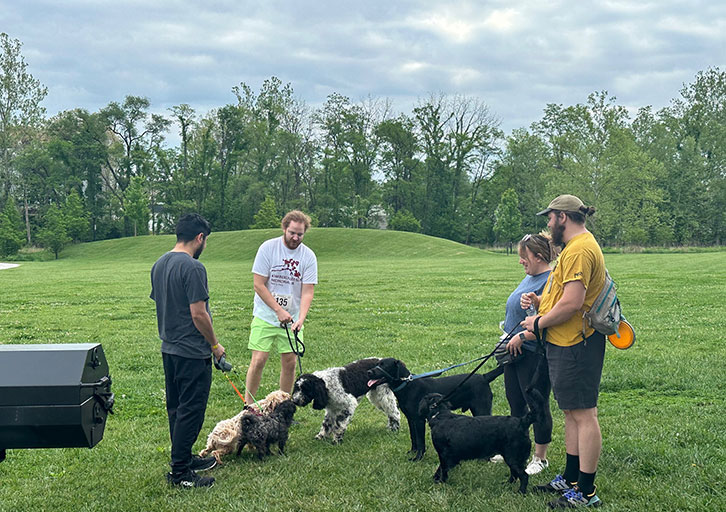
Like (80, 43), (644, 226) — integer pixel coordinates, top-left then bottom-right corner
(248, 316), (304, 354)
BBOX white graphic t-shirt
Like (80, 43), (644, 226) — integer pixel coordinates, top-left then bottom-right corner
(251, 236), (318, 326)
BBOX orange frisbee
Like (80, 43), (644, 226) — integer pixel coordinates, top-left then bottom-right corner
(608, 318), (635, 349)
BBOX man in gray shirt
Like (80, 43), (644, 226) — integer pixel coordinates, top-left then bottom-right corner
(151, 213), (226, 488)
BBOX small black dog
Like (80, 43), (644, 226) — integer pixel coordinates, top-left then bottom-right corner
(366, 358), (503, 461)
(419, 388), (544, 492)
(236, 399), (297, 459)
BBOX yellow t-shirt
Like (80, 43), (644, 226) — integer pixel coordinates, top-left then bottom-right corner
(539, 232), (606, 347)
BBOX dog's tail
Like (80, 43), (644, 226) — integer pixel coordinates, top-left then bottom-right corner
(241, 414), (260, 431)
(522, 387), (545, 428)
(482, 364), (504, 383)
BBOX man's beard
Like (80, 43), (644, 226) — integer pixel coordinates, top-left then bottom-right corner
(284, 234), (301, 249)
(193, 245), (204, 259)
(551, 219), (566, 246)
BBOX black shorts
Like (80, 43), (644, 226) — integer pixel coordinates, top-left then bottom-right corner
(546, 331), (605, 410)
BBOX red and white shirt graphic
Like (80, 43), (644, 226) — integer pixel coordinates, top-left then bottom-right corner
(251, 236), (318, 326)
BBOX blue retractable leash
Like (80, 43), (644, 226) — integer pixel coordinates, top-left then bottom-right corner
(283, 323), (305, 375)
(432, 321), (524, 405)
(379, 322), (522, 394)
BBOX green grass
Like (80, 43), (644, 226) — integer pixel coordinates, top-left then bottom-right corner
(1, 229), (724, 511)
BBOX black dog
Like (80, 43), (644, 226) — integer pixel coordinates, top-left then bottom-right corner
(236, 399), (297, 459)
(366, 358), (503, 461)
(419, 388), (544, 492)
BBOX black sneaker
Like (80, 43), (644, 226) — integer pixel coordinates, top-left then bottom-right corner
(190, 455), (217, 472)
(534, 474), (576, 494)
(167, 470), (215, 488)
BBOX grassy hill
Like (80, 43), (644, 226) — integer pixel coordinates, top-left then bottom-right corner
(61, 227), (485, 263)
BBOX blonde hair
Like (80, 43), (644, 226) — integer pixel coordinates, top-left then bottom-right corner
(518, 232), (557, 263)
(281, 210), (311, 231)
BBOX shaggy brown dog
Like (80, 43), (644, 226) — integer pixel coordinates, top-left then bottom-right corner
(199, 390), (290, 463)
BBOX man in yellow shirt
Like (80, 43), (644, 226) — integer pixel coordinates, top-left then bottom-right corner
(521, 194), (606, 509)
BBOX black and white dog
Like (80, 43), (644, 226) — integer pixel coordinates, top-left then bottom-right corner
(419, 388), (544, 491)
(366, 358), (504, 461)
(292, 358), (400, 444)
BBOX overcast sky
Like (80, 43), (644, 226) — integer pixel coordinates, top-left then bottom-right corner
(3, 1), (725, 141)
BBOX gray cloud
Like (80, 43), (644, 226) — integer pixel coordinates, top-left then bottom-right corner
(2, 0), (724, 138)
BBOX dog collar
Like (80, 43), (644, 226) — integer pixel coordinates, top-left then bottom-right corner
(392, 376), (412, 392)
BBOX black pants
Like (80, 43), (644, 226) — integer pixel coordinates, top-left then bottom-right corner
(503, 350), (553, 446)
(162, 353), (212, 474)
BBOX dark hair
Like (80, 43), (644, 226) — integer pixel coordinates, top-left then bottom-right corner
(518, 233), (555, 263)
(176, 213), (211, 242)
(555, 205), (596, 225)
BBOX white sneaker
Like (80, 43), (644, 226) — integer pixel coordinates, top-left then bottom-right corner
(490, 454), (504, 463)
(525, 455), (549, 475)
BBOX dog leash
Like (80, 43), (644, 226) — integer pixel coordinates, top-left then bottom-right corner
(433, 322), (523, 406)
(379, 354), (493, 392)
(214, 355), (262, 411)
(283, 323), (305, 375)
(405, 354), (494, 381)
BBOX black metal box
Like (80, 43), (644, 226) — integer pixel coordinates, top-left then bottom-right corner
(0, 343), (114, 450)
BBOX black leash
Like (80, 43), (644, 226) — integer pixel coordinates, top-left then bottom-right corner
(434, 322), (523, 406)
(283, 323), (305, 375)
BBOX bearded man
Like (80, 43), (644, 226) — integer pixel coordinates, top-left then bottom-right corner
(151, 213), (224, 487)
(244, 210), (318, 404)
(520, 195), (607, 509)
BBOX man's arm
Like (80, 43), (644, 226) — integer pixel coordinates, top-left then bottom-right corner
(190, 300), (225, 359)
(521, 280), (586, 332)
(291, 283), (314, 331)
(253, 273), (293, 324)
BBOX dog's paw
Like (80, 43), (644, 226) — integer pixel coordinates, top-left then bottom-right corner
(408, 451), (424, 462)
(331, 436), (343, 445)
(388, 421), (400, 432)
(314, 433), (325, 440)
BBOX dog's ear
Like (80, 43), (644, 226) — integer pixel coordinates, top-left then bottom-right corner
(393, 360), (403, 379)
(418, 398), (431, 419)
(311, 379), (329, 410)
(394, 359), (410, 379)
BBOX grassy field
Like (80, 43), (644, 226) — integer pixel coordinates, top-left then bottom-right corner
(1, 228), (724, 511)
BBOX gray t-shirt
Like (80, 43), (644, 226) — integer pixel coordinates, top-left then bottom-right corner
(150, 251), (212, 359)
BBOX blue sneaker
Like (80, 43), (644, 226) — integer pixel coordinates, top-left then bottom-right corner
(548, 486), (602, 508)
(535, 474), (576, 494)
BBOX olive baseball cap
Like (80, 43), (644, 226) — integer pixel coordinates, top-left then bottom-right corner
(536, 194), (585, 216)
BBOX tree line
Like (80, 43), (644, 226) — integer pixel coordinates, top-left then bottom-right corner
(1, 32), (724, 258)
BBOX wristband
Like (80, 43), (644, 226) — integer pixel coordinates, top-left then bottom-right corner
(211, 344), (219, 350)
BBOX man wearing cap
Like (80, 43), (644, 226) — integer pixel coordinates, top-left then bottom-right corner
(520, 194), (606, 509)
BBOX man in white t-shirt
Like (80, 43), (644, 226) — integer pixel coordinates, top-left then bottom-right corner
(244, 210), (318, 403)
